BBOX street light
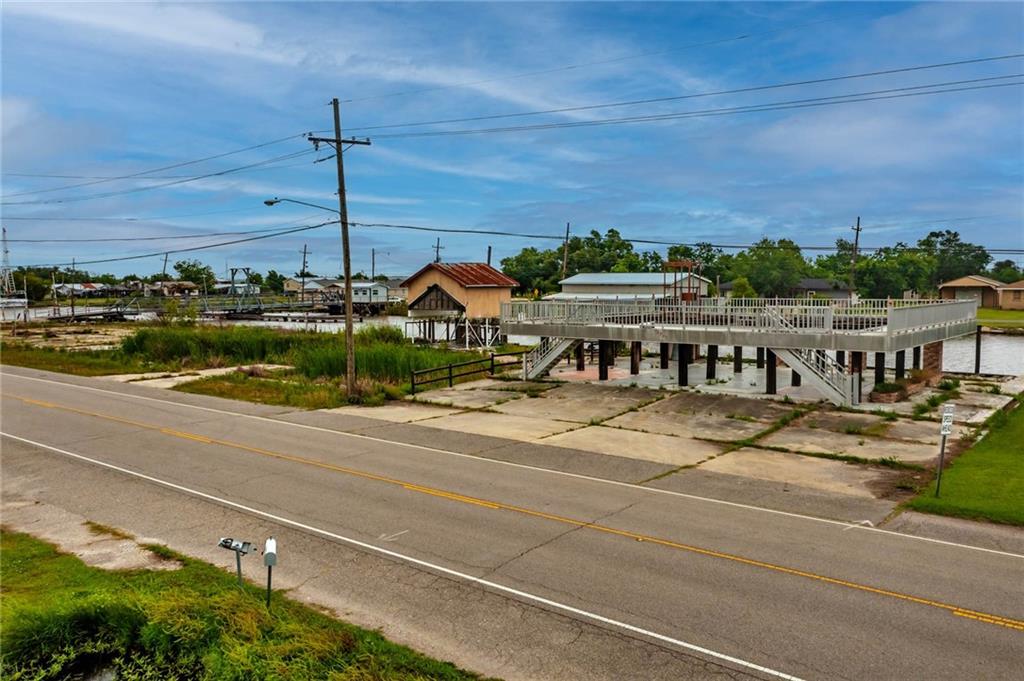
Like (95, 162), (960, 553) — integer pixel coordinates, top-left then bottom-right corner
(265, 196), (356, 396)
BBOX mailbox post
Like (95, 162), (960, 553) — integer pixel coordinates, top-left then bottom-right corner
(218, 538), (252, 587)
(935, 404), (955, 498)
(264, 537), (277, 609)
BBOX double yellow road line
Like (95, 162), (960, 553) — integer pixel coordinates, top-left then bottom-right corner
(6, 392), (1023, 633)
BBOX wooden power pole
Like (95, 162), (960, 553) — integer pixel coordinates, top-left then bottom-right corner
(849, 216), (862, 294)
(561, 222), (570, 279)
(308, 99), (371, 397)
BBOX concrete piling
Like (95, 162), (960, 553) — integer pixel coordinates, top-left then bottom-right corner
(706, 344), (718, 380)
(765, 349), (777, 394)
(733, 346), (742, 374)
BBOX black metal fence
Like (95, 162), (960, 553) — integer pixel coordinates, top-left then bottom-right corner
(410, 351), (524, 395)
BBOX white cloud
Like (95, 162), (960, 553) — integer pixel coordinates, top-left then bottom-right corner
(3, 2), (297, 64)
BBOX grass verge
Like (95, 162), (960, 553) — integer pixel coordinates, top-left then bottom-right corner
(905, 395), (1024, 525)
(977, 307), (1024, 329)
(0, 529), (486, 680)
(0, 343), (167, 376)
(173, 370), (353, 409)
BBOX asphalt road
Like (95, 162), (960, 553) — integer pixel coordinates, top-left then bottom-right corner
(1, 366), (1021, 681)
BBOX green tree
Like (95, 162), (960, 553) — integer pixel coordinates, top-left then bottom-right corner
(730, 276), (757, 298)
(265, 270), (286, 293)
(730, 238), (808, 297)
(246, 271), (264, 286)
(916, 230), (990, 289)
(173, 259), (216, 290)
(990, 259), (1022, 283)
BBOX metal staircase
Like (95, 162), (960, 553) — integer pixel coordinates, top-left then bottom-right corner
(763, 306), (856, 406)
(772, 347), (857, 406)
(522, 337), (581, 380)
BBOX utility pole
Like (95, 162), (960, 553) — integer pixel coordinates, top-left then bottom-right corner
(433, 238), (444, 263)
(849, 216), (861, 294)
(486, 245), (492, 267)
(561, 222), (570, 279)
(70, 257), (76, 318)
(299, 244), (309, 304)
(371, 248), (375, 279)
(308, 99), (371, 397)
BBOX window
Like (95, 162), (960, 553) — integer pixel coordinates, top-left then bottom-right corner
(1014, 290), (1022, 301)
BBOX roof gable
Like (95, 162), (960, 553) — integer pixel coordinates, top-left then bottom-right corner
(401, 262), (518, 288)
(1000, 279), (1024, 290)
(938, 274), (1003, 289)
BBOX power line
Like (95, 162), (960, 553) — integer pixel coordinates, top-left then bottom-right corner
(0, 207), (266, 222)
(5, 213), (326, 243)
(0, 132), (310, 199)
(340, 16), (849, 104)
(2, 155), (330, 184)
(347, 53), (1024, 132)
(348, 220), (1024, 254)
(15, 219), (340, 268)
(1, 149), (316, 206)
(371, 77), (1023, 139)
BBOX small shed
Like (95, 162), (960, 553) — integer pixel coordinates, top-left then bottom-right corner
(938, 275), (1003, 308)
(402, 263), (518, 319)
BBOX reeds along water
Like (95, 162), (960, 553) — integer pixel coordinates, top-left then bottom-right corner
(119, 325), (477, 384)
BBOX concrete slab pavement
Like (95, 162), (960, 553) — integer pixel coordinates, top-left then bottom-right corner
(760, 426), (938, 464)
(414, 411), (581, 441)
(325, 403), (462, 423)
(700, 448), (884, 499)
(540, 425), (724, 467)
(604, 409), (766, 441)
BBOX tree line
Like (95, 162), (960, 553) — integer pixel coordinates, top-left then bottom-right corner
(499, 228), (1015, 298)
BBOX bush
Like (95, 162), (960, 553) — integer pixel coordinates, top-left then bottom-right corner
(354, 324), (406, 346)
(873, 382), (904, 394)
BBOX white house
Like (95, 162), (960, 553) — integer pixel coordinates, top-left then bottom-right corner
(544, 272), (711, 301)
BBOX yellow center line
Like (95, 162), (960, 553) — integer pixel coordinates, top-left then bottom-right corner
(6, 392), (1022, 633)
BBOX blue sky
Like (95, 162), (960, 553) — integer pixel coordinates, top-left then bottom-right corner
(1, 1), (1022, 279)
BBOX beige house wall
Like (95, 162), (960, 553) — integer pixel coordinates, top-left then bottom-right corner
(999, 289), (1024, 310)
(406, 269), (511, 318)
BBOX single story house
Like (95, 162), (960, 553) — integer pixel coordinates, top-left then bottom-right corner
(996, 279), (1024, 310)
(402, 263), (518, 319)
(938, 275), (1004, 308)
(350, 281), (389, 303)
(544, 272), (711, 301)
(51, 282), (109, 298)
(146, 281), (198, 297)
(385, 277), (408, 301)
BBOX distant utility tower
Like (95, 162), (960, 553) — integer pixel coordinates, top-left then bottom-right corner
(1, 227), (17, 297)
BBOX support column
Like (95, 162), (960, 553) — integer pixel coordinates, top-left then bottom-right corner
(630, 341), (641, 375)
(765, 349), (777, 394)
(574, 342), (585, 372)
(791, 367), (802, 387)
(923, 341), (943, 374)
(706, 344), (718, 380)
(895, 350), (906, 381)
(851, 352), (863, 402)
(756, 347), (765, 369)
(974, 325), (982, 375)
(874, 352), (886, 386)
(598, 340), (610, 381)
(677, 343), (691, 386)
(659, 343), (669, 370)
(912, 346), (922, 370)
(836, 350), (845, 368)
(733, 346), (743, 374)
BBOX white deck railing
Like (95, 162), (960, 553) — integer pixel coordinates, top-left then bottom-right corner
(502, 298), (976, 338)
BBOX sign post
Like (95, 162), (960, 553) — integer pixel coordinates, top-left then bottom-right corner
(935, 404), (955, 498)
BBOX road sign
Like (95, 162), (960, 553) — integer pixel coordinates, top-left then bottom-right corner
(936, 404), (956, 497)
(940, 404), (955, 436)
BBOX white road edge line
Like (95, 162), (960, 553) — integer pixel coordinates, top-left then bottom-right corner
(3, 370), (1021, 559)
(1, 431), (804, 681)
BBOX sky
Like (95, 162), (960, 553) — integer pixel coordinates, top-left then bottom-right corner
(1, 1), (1022, 280)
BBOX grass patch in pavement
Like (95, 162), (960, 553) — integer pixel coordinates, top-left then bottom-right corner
(173, 370), (355, 409)
(906, 395), (1024, 526)
(0, 530), (487, 681)
(0, 343), (168, 376)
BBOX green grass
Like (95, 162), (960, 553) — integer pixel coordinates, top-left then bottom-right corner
(906, 396), (1024, 525)
(3, 326), (495, 398)
(174, 371), (353, 409)
(977, 307), (1024, 329)
(0, 343), (167, 376)
(0, 530), (486, 681)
